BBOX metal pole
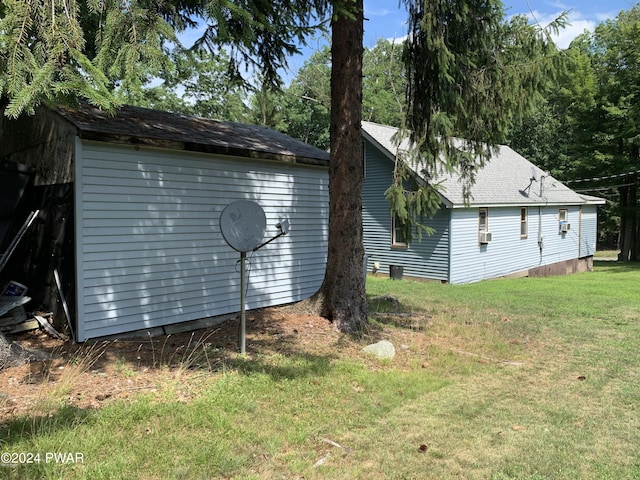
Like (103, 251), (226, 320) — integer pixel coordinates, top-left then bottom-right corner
(239, 251), (246, 354)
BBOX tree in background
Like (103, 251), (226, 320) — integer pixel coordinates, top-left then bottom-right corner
(267, 45), (332, 150)
(362, 39), (406, 126)
(134, 49), (251, 122)
(0, 0), (327, 117)
(394, 3), (566, 240)
(587, 6), (640, 261)
(509, 5), (640, 259)
(259, 39), (404, 152)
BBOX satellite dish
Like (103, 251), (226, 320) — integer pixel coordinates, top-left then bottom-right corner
(220, 200), (266, 252)
(531, 167), (539, 182)
(218, 200), (291, 355)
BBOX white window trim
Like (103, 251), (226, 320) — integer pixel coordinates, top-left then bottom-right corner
(391, 216), (408, 248)
(478, 207), (489, 245)
(478, 207), (488, 231)
(520, 207), (528, 239)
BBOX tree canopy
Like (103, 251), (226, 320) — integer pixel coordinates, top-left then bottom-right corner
(250, 38), (405, 152)
(509, 4), (640, 259)
(0, 0), (328, 117)
(390, 1), (567, 241)
(132, 48), (250, 122)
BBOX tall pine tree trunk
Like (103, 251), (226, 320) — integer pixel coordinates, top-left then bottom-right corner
(618, 144), (639, 262)
(618, 181), (638, 262)
(317, 0), (367, 334)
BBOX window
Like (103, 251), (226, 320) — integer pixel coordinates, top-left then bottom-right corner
(558, 209), (568, 222)
(558, 208), (569, 234)
(478, 208), (488, 232)
(391, 216), (408, 247)
(520, 207), (528, 238)
(478, 207), (491, 244)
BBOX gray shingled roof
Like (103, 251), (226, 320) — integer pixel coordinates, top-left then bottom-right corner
(362, 121), (604, 207)
(56, 103), (330, 167)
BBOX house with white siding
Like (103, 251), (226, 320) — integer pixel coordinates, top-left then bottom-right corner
(362, 121), (605, 284)
(0, 103), (329, 341)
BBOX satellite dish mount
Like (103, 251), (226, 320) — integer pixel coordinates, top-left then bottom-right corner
(219, 200), (290, 354)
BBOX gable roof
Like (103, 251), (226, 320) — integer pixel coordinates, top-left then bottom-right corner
(55, 103), (330, 167)
(362, 121), (605, 208)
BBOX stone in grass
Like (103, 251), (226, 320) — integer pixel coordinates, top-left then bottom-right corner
(362, 340), (396, 360)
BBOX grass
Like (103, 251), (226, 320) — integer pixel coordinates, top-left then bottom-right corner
(2, 261), (640, 479)
(594, 249), (619, 260)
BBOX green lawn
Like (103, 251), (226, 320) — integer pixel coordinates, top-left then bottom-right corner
(2, 261), (640, 479)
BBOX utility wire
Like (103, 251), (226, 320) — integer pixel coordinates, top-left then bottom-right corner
(566, 169), (640, 184)
(575, 182), (637, 192)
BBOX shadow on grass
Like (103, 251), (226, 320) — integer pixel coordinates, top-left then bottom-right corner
(594, 260), (640, 273)
(12, 311), (343, 386)
(1, 309), (346, 420)
(0, 321), (343, 454)
(366, 293), (432, 333)
(0, 404), (94, 448)
(224, 350), (335, 380)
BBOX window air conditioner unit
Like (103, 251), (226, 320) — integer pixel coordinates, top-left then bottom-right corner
(560, 222), (571, 233)
(479, 231), (492, 244)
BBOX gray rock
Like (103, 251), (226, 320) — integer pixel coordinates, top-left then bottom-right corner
(374, 294), (399, 305)
(362, 340), (396, 360)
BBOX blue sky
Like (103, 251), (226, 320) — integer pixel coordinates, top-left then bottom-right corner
(176, 1), (637, 84)
(285, 0), (636, 78)
(362, 0), (635, 48)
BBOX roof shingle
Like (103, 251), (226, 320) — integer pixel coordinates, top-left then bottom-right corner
(56, 103), (330, 167)
(362, 121), (604, 207)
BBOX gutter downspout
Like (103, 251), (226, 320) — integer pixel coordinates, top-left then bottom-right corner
(537, 175), (547, 262)
(538, 206), (544, 261)
(538, 175), (548, 265)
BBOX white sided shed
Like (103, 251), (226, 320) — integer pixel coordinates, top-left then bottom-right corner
(0, 104), (329, 341)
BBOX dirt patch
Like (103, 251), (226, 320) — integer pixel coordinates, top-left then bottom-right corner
(0, 308), (421, 424)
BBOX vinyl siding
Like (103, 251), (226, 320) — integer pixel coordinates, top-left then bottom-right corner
(579, 206), (598, 258)
(362, 123), (604, 285)
(449, 205), (582, 284)
(362, 139), (450, 281)
(75, 140), (328, 341)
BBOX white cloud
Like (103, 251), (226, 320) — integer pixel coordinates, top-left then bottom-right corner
(520, 5), (630, 49)
(384, 35), (407, 44)
(522, 9), (595, 49)
(553, 16), (596, 48)
(367, 8), (393, 17)
(594, 9), (623, 22)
